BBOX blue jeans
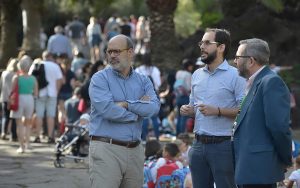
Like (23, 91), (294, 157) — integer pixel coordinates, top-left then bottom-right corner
(188, 139), (235, 188)
(141, 116), (160, 141)
(176, 95), (189, 135)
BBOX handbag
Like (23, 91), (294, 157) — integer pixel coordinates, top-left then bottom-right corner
(78, 98), (87, 113)
(9, 77), (19, 111)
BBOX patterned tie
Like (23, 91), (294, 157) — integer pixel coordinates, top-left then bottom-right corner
(231, 95), (247, 140)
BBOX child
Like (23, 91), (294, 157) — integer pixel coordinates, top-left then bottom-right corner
(145, 140), (162, 164)
(150, 143), (183, 185)
(143, 140), (162, 188)
(286, 156), (300, 188)
(176, 133), (192, 167)
(79, 113), (90, 128)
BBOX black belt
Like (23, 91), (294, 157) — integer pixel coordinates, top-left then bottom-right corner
(90, 136), (140, 148)
(195, 134), (231, 144)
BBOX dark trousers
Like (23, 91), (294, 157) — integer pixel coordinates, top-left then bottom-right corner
(238, 184), (277, 188)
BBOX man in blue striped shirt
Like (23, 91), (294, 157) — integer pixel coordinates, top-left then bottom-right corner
(180, 28), (246, 188)
(88, 34), (160, 188)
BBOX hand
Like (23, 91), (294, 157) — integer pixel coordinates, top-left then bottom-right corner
(198, 104), (218, 116)
(115, 101), (128, 109)
(140, 95), (150, 101)
(180, 105), (194, 116)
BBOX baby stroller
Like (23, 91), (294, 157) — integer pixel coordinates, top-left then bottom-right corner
(53, 120), (89, 168)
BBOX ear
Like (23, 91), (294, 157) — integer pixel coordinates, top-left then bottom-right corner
(128, 48), (134, 58)
(218, 44), (226, 54)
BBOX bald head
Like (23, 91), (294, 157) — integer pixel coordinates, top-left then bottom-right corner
(109, 34), (134, 50)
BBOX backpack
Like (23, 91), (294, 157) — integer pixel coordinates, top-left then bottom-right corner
(31, 63), (48, 90)
(156, 160), (179, 187)
(171, 167), (190, 188)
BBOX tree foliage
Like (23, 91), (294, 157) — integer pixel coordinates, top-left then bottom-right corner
(174, 0), (201, 38)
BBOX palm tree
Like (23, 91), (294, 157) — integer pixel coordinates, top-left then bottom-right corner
(21, 0), (44, 59)
(0, 0), (21, 69)
(146, 0), (182, 71)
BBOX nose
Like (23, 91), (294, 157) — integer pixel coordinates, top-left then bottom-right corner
(233, 58), (238, 66)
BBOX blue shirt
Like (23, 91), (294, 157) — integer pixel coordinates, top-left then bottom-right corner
(190, 60), (246, 136)
(47, 34), (73, 58)
(89, 67), (161, 141)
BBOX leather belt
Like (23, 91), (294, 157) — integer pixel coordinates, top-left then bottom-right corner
(90, 135), (140, 148)
(195, 134), (231, 144)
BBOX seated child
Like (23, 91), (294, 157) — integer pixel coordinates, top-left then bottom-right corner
(150, 143), (183, 184)
(145, 140), (162, 165)
(79, 113), (90, 128)
(177, 133), (192, 167)
(286, 155), (300, 188)
(143, 140), (162, 188)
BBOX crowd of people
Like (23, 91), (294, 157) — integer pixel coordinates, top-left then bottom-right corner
(0, 14), (298, 188)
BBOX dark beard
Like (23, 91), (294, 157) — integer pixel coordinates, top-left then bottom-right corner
(201, 51), (217, 65)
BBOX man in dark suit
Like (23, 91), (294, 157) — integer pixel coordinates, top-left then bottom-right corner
(232, 38), (292, 188)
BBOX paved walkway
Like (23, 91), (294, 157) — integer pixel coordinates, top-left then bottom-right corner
(0, 138), (89, 188)
(1, 128), (300, 188)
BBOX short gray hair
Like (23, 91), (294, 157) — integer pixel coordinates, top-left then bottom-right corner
(18, 55), (32, 73)
(239, 38), (270, 65)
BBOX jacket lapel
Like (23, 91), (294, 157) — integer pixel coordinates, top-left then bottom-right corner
(234, 66), (272, 133)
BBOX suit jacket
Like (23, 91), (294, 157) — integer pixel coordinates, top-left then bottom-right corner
(233, 66), (292, 185)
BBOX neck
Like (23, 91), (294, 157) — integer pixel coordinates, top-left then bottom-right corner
(249, 65), (264, 78)
(119, 67), (131, 78)
(207, 57), (224, 72)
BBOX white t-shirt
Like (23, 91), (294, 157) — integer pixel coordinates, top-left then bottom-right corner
(135, 65), (161, 91)
(289, 169), (300, 188)
(29, 60), (63, 97)
(150, 158), (183, 183)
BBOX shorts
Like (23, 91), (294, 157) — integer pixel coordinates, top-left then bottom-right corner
(89, 34), (101, 47)
(10, 94), (34, 119)
(35, 96), (57, 118)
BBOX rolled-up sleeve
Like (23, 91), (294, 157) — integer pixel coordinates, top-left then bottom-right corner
(89, 74), (138, 122)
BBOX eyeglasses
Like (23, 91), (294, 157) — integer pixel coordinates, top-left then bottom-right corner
(106, 49), (129, 56)
(234, 55), (252, 61)
(198, 40), (220, 47)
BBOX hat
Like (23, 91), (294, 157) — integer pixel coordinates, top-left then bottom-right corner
(80, 113), (90, 122)
(196, 57), (205, 66)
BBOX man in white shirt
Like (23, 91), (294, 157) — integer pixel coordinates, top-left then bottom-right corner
(29, 51), (63, 143)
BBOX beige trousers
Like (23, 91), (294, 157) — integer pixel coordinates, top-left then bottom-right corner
(89, 140), (144, 188)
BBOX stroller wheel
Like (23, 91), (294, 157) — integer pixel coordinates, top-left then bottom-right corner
(74, 158), (84, 163)
(53, 159), (65, 168)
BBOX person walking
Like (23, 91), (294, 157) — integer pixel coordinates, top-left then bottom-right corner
(232, 38), (292, 188)
(10, 55), (38, 153)
(88, 34), (160, 188)
(180, 28), (246, 188)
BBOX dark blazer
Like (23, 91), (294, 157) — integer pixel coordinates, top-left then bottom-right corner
(233, 66), (292, 185)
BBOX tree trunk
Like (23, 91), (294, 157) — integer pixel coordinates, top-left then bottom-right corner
(21, 0), (43, 59)
(0, 0), (21, 69)
(146, 0), (182, 72)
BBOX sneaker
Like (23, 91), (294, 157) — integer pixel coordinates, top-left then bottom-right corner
(33, 137), (41, 143)
(1, 134), (7, 140)
(47, 137), (55, 144)
(16, 147), (25, 153)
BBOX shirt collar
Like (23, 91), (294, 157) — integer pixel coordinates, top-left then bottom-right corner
(248, 65), (266, 84)
(203, 59), (230, 73)
(111, 66), (134, 79)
